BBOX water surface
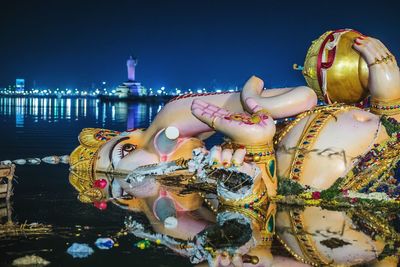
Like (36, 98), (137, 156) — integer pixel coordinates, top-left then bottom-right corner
(0, 97), (192, 266)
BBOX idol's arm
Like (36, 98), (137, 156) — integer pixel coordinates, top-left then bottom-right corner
(241, 76), (318, 119)
(143, 91), (243, 145)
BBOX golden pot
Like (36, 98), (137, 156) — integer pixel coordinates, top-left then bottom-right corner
(302, 29), (369, 104)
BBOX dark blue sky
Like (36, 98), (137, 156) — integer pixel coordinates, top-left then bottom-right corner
(1, 0), (399, 90)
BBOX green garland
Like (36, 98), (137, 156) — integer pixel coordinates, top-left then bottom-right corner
(381, 115), (400, 136)
(276, 178), (305, 196)
(320, 178), (343, 200)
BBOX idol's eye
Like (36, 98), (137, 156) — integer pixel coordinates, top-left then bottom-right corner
(122, 143), (136, 153)
(119, 143), (137, 159)
(111, 141), (137, 168)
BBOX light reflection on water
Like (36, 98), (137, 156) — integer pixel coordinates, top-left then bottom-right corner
(0, 97), (164, 130)
(0, 96), (193, 267)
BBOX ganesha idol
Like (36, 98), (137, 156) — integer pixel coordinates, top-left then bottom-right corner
(70, 28), (400, 197)
(69, 29), (400, 264)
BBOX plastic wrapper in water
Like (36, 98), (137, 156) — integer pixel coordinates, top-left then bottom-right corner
(67, 243), (94, 258)
(12, 255), (50, 266)
(95, 237), (114, 249)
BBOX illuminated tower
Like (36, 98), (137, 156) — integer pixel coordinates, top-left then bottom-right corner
(115, 56), (146, 98)
(127, 56), (138, 81)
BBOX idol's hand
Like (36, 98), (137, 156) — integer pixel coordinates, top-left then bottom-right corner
(191, 99), (276, 145)
(207, 145), (257, 178)
(353, 36), (400, 101)
(209, 251), (262, 267)
(209, 252), (244, 267)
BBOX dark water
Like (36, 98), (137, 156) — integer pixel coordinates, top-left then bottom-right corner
(0, 97), (192, 266)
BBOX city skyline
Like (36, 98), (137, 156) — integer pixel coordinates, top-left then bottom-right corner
(1, 0), (400, 89)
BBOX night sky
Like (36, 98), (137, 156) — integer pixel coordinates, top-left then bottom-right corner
(1, 0), (400, 90)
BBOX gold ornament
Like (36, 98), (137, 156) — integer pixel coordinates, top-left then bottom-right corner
(245, 144), (274, 165)
(78, 188), (104, 203)
(302, 29), (369, 104)
(368, 53), (395, 67)
(370, 97), (400, 115)
(69, 128), (119, 202)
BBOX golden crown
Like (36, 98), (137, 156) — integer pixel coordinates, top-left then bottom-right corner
(69, 128), (120, 203)
(299, 29), (369, 104)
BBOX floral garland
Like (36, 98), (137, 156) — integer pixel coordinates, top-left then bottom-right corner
(381, 115), (400, 136)
(275, 177), (400, 210)
(339, 116), (400, 194)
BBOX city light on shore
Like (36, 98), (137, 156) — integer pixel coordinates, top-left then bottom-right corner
(0, 84), (239, 98)
(0, 57), (241, 99)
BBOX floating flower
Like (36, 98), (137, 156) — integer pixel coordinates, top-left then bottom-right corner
(350, 198), (358, 204)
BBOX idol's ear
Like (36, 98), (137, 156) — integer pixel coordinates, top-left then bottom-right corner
(153, 196), (178, 229)
(241, 76), (317, 119)
(153, 127), (180, 158)
(153, 126), (204, 161)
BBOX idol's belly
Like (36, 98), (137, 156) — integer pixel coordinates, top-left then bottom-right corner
(276, 106), (381, 190)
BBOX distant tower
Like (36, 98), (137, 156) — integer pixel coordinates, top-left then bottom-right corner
(127, 56), (138, 81)
(115, 56), (145, 98)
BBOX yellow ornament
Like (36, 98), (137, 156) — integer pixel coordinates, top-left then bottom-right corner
(301, 29), (369, 104)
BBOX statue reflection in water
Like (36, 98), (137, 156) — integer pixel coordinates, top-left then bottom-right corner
(69, 166), (399, 266)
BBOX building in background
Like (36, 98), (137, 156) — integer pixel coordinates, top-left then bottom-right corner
(115, 56), (146, 98)
(15, 79), (25, 93)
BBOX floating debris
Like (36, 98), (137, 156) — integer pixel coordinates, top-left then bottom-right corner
(41, 156), (60, 164)
(95, 237), (114, 249)
(2, 155), (69, 166)
(67, 243), (94, 258)
(12, 159), (27, 165)
(59, 155), (70, 164)
(26, 158), (41, 165)
(0, 163), (15, 200)
(135, 239), (151, 250)
(12, 255), (50, 266)
(41, 155), (70, 164)
(0, 222), (52, 239)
